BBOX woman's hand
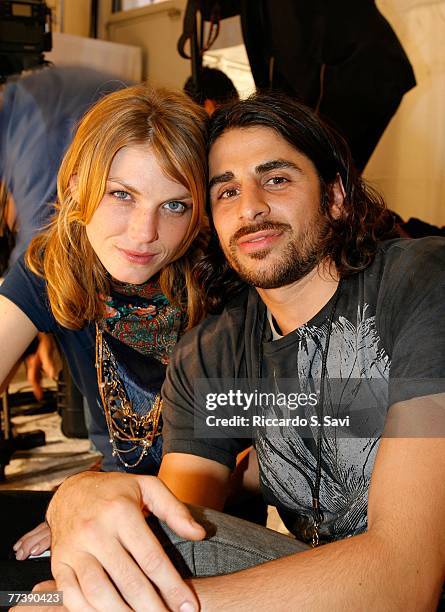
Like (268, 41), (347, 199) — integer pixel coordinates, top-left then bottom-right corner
(13, 521), (51, 560)
(46, 471), (206, 611)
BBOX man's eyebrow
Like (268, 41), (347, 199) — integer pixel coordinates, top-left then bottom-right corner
(255, 159), (302, 174)
(208, 171), (235, 191)
(107, 178), (142, 196)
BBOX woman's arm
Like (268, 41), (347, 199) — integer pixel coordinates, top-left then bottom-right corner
(0, 295), (38, 392)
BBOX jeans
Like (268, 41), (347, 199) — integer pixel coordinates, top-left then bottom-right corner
(0, 490), (307, 591)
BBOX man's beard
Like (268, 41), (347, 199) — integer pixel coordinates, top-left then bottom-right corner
(223, 215), (329, 289)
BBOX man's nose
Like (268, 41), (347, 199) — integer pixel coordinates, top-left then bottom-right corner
(128, 207), (158, 243)
(237, 183), (270, 221)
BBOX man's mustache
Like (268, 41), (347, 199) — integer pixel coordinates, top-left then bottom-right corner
(230, 221), (292, 247)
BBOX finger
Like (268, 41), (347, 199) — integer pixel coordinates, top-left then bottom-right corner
(16, 535), (51, 560)
(117, 506), (197, 612)
(27, 534), (52, 558)
(57, 555), (131, 612)
(33, 580), (58, 591)
(93, 541), (168, 612)
(138, 476), (206, 540)
(14, 521), (49, 550)
(53, 560), (98, 612)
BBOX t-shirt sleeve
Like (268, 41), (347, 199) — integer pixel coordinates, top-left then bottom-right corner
(378, 237), (445, 405)
(162, 313), (251, 471)
(0, 256), (55, 333)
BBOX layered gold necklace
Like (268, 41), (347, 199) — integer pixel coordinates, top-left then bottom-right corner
(95, 323), (163, 468)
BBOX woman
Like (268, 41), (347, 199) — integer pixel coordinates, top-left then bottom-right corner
(0, 84), (208, 565)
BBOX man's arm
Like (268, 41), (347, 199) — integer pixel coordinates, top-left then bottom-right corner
(159, 453), (231, 510)
(190, 397), (445, 611)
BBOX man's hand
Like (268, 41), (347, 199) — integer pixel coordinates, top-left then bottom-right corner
(46, 471), (206, 611)
(25, 333), (61, 401)
(14, 521), (51, 560)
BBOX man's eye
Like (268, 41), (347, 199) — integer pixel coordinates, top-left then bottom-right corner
(220, 187), (239, 199)
(163, 200), (187, 213)
(266, 176), (288, 186)
(111, 190), (131, 200)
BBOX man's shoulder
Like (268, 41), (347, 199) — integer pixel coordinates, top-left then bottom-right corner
(181, 290), (249, 347)
(377, 235), (445, 264)
(170, 289), (251, 373)
(369, 237), (445, 285)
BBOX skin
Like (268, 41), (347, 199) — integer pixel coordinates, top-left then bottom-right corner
(15, 128), (445, 610)
(85, 143), (193, 285)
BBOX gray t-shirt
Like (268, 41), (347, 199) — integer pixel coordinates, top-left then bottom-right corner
(162, 237), (445, 542)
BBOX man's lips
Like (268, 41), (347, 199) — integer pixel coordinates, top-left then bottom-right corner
(118, 248), (157, 265)
(237, 229), (283, 245)
(236, 229), (284, 253)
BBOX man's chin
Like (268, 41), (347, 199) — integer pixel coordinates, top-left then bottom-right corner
(228, 257), (319, 289)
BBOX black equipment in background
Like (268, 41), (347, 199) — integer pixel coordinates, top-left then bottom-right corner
(178, 0), (416, 172)
(0, 0), (52, 83)
(177, 0), (239, 99)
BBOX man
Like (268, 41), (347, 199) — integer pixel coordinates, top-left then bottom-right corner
(15, 93), (445, 610)
(183, 66), (239, 115)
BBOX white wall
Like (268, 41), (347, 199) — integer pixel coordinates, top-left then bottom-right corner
(364, 0), (445, 226)
(105, 0), (191, 88)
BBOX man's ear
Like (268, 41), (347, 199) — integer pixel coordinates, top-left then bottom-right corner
(329, 174), (346, 219)
(204, 98), (217, 116)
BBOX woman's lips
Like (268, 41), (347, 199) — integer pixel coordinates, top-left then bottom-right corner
(118, 248), (157, 265)
(237, 229), (283, 253)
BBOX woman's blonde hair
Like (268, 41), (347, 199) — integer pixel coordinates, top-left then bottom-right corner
(27, 84), (209, 329)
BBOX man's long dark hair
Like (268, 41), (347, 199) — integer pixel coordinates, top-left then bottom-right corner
(198, 92), (395, 312)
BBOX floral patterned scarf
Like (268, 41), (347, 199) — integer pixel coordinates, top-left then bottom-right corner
(99, 277), (183, 365)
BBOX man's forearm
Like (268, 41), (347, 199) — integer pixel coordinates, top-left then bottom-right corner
(190, 531), (442, 611)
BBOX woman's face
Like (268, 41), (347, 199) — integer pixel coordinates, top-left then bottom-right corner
(86, 144), (193, 285)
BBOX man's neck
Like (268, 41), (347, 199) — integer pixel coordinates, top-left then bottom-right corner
(256, 260), (339, 336)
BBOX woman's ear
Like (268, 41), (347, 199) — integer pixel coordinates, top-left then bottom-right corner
(69, 175), (79, 201)
(329, 174), (346, 219)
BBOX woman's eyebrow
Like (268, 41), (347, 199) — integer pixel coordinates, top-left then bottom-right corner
(107, 178), (141, 195)
(107, 178), (191, 200)
(208, 171), (235, 191)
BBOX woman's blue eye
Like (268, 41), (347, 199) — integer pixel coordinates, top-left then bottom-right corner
(111, 190), (131, 200)
(163, 200), (187, 213)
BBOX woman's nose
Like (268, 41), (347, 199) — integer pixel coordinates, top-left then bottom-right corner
(128, 207), (159, 244)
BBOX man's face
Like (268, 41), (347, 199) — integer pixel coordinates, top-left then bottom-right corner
(208, 126), (330, 289)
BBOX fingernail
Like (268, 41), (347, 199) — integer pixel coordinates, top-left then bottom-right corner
(30, 546), (40, 555)
(15, 549), (24, 560)
(180, 603), (197, 612)
(12, 542), (21, 551)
